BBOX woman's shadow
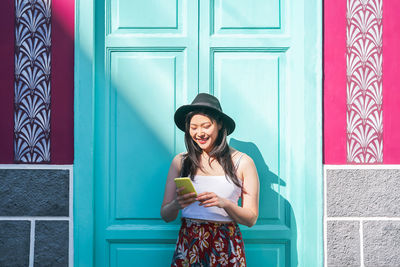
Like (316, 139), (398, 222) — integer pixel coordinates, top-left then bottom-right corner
(230, 138), (298, 267)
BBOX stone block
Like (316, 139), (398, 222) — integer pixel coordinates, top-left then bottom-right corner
(364, 221), (400, 267)
(34, 220), (69, 267)
(326, 169), (400, 217)
(0, 169), (69, 216)
(327, 220), (360, 266)
(0, 221), (30, 267)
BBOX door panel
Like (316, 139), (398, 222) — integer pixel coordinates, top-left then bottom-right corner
(92, 0), (321, 266)
(213, 51), (284, 224)
(246, 243), (287, 266)
(213, 0), (281, 32)
(214, 49), (293, 263)
(110, 51), (184, 221)
(109, 0), (183, 34)
(110, 244), (175, 267)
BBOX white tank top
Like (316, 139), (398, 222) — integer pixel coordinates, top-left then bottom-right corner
(181, 154), (244, 222)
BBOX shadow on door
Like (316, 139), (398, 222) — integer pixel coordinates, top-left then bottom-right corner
(229, 138), (298, 267)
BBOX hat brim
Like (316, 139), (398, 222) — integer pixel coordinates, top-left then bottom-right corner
(174, 105), (235, 135)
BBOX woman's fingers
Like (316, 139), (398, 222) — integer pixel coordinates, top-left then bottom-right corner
(199, 199), (216, 206)
(176, 187), (196, 198)
(197, 192), (217, 206)
(176, 190), (225, 208)
(176, 186), (185, 195)
(180, 192), (196, 201)
(176, 190), (197, 208)
(196, 192), (226, 208)
(196, 192), (215, 202)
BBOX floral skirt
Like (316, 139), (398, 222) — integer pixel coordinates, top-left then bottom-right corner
(171, 218), (246, 267)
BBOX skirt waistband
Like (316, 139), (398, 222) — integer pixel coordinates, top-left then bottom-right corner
(182, 217), (237, 226)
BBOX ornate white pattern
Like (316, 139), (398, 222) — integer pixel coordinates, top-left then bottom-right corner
(346, 0), (383, 163)
(14, 0), (51, 163)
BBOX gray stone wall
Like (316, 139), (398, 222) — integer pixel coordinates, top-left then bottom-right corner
(325, 168), (400, 267)
(0, 168), (72, 267)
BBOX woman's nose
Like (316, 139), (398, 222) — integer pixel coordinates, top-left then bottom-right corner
(197, 128), (205, 136)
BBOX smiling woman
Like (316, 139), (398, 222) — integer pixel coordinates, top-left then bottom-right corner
(160, 93), (260, 266)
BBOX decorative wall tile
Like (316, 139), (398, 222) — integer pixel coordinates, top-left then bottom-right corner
(0, 221), (31, 266)
(327, 221), (360, 266)
(0, 169), (69, 216)
(14, 0), (51, 163)
(346, 0), (383, 163)
(326, 169), (400, 217)
(34, 221), (69, 266)
(364, 221), (400, 266)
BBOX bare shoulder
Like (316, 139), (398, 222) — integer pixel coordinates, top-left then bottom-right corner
(233, 152), (256, 178)
(230, 147), (242, 161)
(238, 153), (255, 170)
(230, 148), (252, 164)
(240, 153), (255, 166)
(171, 152), (185, 169)
(172, 153), (184, 162)
(166, 153), (185, 182)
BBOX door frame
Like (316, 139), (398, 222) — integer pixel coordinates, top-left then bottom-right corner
(74, 0), (323, 266)
(74, 0), (95, 266)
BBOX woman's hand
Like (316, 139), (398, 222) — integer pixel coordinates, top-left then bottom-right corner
(175, 187), (197, 209)
(196, 192), (228, 208)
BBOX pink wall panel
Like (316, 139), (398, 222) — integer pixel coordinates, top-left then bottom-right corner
(51, 0), (74, 164)
(383, 0), (400, 164)
(346, 0), (383, 163)
(0, 1), (14, 163)
(0, 0), (74, 164)
(324, 0), (347, 164)
(325, 0), (400, 164)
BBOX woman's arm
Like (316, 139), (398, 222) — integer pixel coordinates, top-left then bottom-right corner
(160, 154), (197, 222)
(196, 154), (260, 227)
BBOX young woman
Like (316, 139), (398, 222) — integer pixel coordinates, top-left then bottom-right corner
(161, 93), (260, 266)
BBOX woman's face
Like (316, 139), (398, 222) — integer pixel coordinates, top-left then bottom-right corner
(189, 114), (221, 153)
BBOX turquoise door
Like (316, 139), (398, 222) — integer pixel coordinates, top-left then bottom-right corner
(75, 0), (323, 266)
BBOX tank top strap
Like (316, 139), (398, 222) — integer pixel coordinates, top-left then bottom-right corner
(234, 152), (245, 169)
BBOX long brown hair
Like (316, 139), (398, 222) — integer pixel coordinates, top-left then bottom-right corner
(180, 109), (242, 188)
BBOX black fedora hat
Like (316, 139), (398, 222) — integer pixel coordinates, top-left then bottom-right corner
(174, 93), (236, 135)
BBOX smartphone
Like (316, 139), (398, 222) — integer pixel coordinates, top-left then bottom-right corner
(174, 177), (197, 196)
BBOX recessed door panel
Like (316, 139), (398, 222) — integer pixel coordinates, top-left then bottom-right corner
(212, 0), (283, 35)
(245, 243), (287, 266)
(109, 51), (184, 221)
(109, 0), (183, 34)
(213, 51), (285, 225)
(110, 243), (175, 267)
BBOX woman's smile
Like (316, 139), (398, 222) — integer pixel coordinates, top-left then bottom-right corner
(196, 136), (209, 144)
